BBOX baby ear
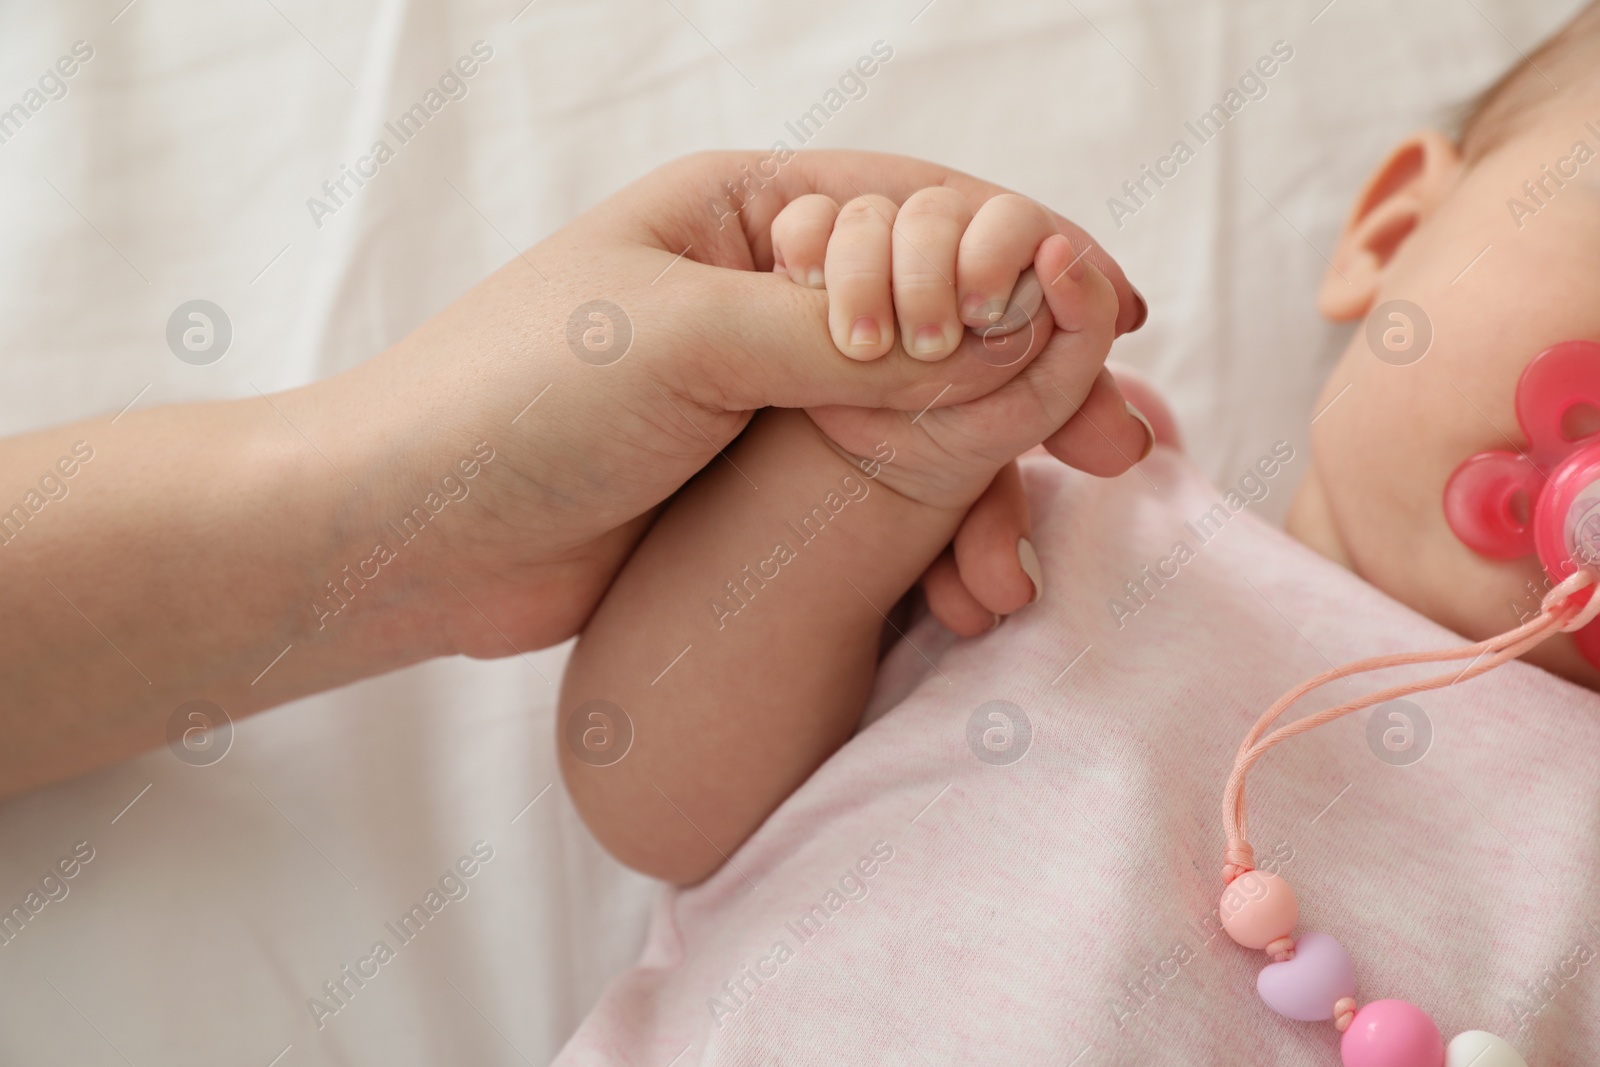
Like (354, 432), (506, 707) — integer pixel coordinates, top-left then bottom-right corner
(1318, 130), (1462, 322)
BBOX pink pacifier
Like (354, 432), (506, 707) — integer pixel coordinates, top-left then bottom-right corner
(1444, 339), (1600, 668)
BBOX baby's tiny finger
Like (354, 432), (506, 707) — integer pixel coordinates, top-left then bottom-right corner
(957, 193), (1057, 329)
(921, 548), (1000, 637)
(953, 463), (1039, 615)
(770, 194), (839, 288)
(826, 194), (899, 360)
(891, 187), (972, 361)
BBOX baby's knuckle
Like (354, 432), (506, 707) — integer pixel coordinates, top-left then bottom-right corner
(898, 187), (966, 220)
(985, 192), (1047, 223)
(837, 196), (893, 226)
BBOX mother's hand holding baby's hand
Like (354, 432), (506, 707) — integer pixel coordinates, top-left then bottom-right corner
(1, 150), (1146, 795)
(764, 176), (1161, 634)
(365, 150), (1151, 658)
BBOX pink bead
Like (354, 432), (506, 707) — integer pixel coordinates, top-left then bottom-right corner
(1219, 870), (1298, 950)
(1340, 1000), (1445, 1067)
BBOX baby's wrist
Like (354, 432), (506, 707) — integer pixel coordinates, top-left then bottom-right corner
(809, 421), (982, 524)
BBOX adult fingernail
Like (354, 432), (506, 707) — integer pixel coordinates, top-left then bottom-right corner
(1127, 401), (1156, 461)
(1129, 286), (1149, 331)
(953, 299), (992, 327)
(1017, 537), (1043, 603)
(806, 267), (825, 289)
(850, 316), (880, 348)
(989, 269), (1045, 336)
(961, 293), (1004, 324)
(912, 324), (947, 357)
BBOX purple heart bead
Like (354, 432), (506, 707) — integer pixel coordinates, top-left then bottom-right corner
(1256, 931), (1356, 1022)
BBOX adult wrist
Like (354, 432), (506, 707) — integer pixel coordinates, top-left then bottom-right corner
(318, 303), (631, 662)
(291, 369), (469, 670)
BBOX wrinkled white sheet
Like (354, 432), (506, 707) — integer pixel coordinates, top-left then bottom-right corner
(0, 0), (1584, 1062)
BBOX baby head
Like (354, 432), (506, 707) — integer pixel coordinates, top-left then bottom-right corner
(1287, 1), (1600, 686)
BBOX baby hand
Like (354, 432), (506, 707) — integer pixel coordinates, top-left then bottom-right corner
(770, 187), (1157, 625)
(774, 188), (1073, 361)
(772, 188), (1149, 500)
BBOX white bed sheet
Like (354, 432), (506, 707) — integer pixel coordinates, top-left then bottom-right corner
(0, 0), (1584, 1062)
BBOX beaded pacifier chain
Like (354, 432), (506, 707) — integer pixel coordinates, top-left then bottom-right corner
(1216, 566), (1600, 1067)
(1219, 341), (1600, 1065)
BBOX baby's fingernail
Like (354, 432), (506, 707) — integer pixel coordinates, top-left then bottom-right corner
(1127, 401), (1156, 461)
(806, 267), (825, 289)
(989, 612), (1003, 631)
(911, 324), (947, 357)
(850, 316), (880, 348)
(1129, 286), (1149, 331)
(1017, 537), (1043, 603)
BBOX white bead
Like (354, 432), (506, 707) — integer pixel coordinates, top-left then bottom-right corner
(1445, 1031), (1527, 1067)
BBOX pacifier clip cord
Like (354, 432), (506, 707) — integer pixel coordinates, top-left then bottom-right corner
(1217, 567), (1600, 1067)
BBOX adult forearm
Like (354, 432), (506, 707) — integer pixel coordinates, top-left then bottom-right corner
(0, 148), (1147, 798)
(0, 381), (447, 795)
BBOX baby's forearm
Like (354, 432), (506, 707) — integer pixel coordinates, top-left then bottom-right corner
(559, 409), (963, 884)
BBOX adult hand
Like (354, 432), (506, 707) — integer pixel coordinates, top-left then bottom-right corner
(0, 149), (1146, 795)
(405, 151), (1149, 648)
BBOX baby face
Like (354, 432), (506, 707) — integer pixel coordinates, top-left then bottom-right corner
(1289, 86), (1600, 686)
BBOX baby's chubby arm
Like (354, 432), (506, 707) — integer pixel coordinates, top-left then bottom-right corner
(560, 191), (1142, 885)
(560, 409), (969, 884)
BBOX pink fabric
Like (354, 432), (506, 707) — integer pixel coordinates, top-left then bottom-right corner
(554, 449), (1600, 1065)
(1224, 567), (1598, 886)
